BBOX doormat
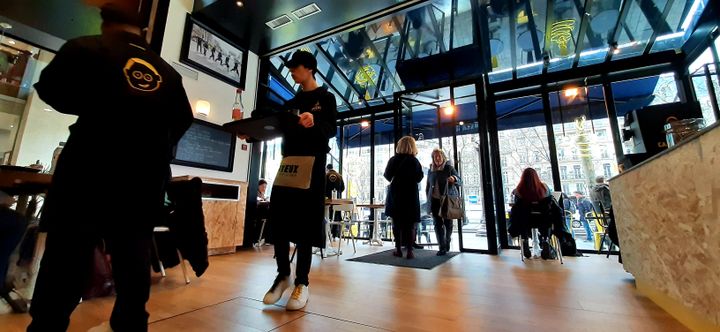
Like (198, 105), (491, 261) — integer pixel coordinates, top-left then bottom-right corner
(347, 249), (459, 270)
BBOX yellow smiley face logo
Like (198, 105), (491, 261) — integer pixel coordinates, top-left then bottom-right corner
(123, 58), (163, 92)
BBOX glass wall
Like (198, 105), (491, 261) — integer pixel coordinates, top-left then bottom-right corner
(341, 122), (372, 203)
(550, 86), (619, 250)
(688, 43), (719, 126)
(373, 115), (395, 204)
(495, 94), (553, 247)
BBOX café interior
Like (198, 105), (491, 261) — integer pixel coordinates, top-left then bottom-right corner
(1, 0), (719, 331)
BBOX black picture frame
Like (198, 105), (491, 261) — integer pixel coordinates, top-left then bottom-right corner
(180, 14), (248, 88)
(171, 118), (236, 172)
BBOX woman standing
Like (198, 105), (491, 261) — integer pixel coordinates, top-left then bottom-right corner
(384, 136), (424, 259)
(426, 149), (462, 256)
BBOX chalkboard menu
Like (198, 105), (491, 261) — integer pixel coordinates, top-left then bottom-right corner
(171, 118), (236, 172)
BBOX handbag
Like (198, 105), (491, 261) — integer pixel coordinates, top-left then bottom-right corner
(440, 179), (463, 220)
(82, 242), (115, 300)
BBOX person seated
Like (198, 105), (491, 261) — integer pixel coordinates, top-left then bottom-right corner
(0, 191), (29, 312)
(256, 179), (272, 244)
(507, 168), (554, 259)
(257, 179), (269, 203)
(590, 175), (612, 212)
(325, 164), (345, 239)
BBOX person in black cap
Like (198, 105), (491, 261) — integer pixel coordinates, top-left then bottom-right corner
(325, 163), (345, 238)
(261, 50), (337, 311)
(27, 3), (193, 332)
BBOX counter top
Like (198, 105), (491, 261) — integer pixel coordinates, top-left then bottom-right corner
(610, 121), (719, 180)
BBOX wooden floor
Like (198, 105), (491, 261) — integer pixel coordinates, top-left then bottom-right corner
(1, 245), (687, 332)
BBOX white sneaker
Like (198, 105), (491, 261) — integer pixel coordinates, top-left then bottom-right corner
(87, 321), (113, 332)
(286, 285), (309, 311)
(263, 276), (291, 305)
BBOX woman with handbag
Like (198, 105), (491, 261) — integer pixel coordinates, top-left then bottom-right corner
(426, 149), (462, 256)
(383, 136), (424, 259)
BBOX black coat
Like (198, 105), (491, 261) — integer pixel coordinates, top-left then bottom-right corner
(508, 196), (572, 240)
(425, 162), (461, 213)
(384, 154), (424, 225)
(270, 86), (337, 248)
(35, 31), (193, 232)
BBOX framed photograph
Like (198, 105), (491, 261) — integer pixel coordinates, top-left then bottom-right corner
(180, 14), (247, 88)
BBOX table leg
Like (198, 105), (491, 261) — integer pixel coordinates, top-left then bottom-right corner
(370, 209), (383, 246)
(317, 205), (338, 257)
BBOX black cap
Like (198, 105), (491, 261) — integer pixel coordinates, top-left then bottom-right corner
(286, 50), (317, 73)
(100, 3), (143, 27)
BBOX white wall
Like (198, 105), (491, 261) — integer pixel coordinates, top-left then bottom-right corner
(12, 50), (77, 168)
(162, 0), (258, 182)
(13, 91), (75, 168)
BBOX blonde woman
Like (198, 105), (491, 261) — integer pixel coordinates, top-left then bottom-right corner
(383, 136), (424, 259)
(426, 149), (462, 256)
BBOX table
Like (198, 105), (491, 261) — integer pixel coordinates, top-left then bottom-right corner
(356, 203), (386, 246)
(320, 199), (354, 257)
(0, 168), (52, 216)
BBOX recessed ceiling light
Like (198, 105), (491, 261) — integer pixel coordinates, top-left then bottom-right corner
(0, 22), (12, 29)
(291, 3), (322, 20)
(266, 15), (293, 30)
(44, 108), (53, 112)
(236, 1), (243, 7)
(8, 40), (15, 45)
(10, 125), (14, 128)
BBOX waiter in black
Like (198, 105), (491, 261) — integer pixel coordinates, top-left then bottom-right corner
(27, 3), (193, 332)
(261, 50), (337, 311)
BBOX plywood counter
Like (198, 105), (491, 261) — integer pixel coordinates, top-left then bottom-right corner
(173, 176), (247, 255)
(609, 122), (720, 331)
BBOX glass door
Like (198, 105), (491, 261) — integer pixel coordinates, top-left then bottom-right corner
(397, 84), (493, 252)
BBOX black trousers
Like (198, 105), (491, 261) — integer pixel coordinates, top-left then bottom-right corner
(274, 237), (312, 286)
(431, 198), (453, 251)
(28, 225), (152, 332)
(392, 220), (415, 250)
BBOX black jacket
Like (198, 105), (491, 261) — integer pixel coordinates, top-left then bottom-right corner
(35, 31), (193, 230)
(590, 184), (612, 211)
(426, 162), (461, 213)
(384, 154), (424, 225)
(325, 170), (345, 197)
(508, 196), (571, 240)
(281, 86), (337, 156)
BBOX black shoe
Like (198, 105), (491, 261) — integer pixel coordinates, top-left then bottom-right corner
(522, 239), (531, 258)
(393, 248), (403, 257)
(412, 243), (424, 249)
(540, 241), (551, 260)
(436, 250), (447, 256)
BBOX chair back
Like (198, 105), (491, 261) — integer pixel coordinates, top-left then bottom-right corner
(333, 203), (356, 222)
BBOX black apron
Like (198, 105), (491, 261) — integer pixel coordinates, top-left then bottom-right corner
(270, 153), (327, 248)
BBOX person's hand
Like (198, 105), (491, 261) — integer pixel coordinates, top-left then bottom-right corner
(299, 112), (314, 128)
(448, 176), (456, 184)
